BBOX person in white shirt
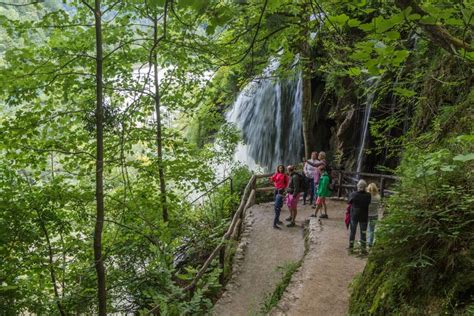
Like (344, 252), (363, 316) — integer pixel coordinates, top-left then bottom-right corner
(303, 151), (319, 205)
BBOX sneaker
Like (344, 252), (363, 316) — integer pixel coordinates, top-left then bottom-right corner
(277, 220), (284, 225)
(273, 225), (281, 229)
(311, 205), (316, 209)
(286, 222), (296, 227)
(310, 214), (317, 218)
(285, 217), (292, 222)
(319, 214), (328, 219)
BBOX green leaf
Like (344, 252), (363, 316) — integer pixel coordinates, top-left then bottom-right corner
(453, 153), (474, 162)
(330, 14), (349, 26)
(386, 31), (400, 40)
(393, 87), (416, 97)
(347, 67), (361, 76)
(348, 18), (361, 27)
(358, 23), (373, 32)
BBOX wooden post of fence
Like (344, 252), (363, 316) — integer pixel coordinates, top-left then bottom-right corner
(379, 176), (385, 198)
(337, 171), (343, 198)
(219, 246), (225, 285)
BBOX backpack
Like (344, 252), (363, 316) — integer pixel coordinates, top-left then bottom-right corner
(296, 172), (310, 193)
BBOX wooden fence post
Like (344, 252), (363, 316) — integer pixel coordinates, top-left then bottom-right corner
(219, 246), (225, 285)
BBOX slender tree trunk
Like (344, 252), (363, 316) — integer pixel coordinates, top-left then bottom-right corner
(299, 3), (316, 159)
(93, 0), (107, 314)
(152, 12), (169, 223)
(37, 213), (66, 316)
(302, 75), (313, 159)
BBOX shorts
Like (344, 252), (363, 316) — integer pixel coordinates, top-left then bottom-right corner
(286, 193), (300, 209)
(316, 196), (326, 205)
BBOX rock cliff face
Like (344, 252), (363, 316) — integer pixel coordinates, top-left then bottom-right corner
(227, 71), (399, 173)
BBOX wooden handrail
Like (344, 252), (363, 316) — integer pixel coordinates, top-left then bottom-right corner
(333, 170), (399, 180)
(183, 175), (257, 292)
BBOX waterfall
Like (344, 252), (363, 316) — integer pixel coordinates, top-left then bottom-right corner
(227, 62), (303, 172)
(355, 77), (379, 174)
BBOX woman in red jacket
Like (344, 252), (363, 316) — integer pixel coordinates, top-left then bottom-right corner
(269, 165), (289, 229)
(270, 165), (289, 197)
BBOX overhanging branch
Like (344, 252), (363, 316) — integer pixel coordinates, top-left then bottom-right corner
(395, 0), (473, 53)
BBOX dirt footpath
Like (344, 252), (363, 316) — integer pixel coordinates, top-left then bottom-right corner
(270, 200), (366, 316)
(212, 202), (313, 316)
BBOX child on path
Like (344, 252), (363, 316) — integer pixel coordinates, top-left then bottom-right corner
(285, 165), (302, 227)
(311, 165), (331, 219)
(269, 165), (289, 229)
(366, 183), (381, 247)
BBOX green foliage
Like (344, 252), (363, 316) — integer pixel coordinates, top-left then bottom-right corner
(1, 0), (473, 314)
(350, 134), (474, 314)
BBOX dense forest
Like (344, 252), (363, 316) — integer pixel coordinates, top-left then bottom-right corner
(0, 0), (472, 315)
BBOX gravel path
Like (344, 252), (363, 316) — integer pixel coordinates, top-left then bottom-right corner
(271, 199), (367, 316)
(212, 202), (313, 316)
(212, 199), (366, 316)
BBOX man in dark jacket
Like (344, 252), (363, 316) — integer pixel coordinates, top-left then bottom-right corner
(285, 165), (302, 227)
(348, 179), (371, 254)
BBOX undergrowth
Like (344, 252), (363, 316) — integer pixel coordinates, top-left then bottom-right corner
(349, 133), (474, 314)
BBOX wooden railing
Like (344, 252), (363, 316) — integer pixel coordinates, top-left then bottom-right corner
(332, 170), (398, 198)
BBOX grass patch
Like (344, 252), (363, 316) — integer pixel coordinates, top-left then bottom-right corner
(259, 261), (302, 314)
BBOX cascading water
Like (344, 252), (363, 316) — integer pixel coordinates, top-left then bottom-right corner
(355, 77), (379, 174)
(227, 61), (303, 172)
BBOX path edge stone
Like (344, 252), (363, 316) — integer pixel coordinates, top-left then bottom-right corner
(269, 217), (321, 315)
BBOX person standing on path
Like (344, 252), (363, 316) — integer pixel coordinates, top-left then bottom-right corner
(348, 180), (371, 254)
(270, 165), (289, 198)
(269, 165), (288, 229)
(311, 165), (331, 219)
(366, 183), (381, 248)
(305, 151), (327, 206)
(285, 165), (302, 227)
(303, 151), (319, 205)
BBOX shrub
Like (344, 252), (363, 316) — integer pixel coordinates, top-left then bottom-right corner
(350, 134), (474, 314)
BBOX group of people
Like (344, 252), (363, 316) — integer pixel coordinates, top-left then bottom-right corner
(269, 151), (331, 228)
(269, 151), (382, 254)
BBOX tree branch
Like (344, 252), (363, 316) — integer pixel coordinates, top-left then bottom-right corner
(395, 0), (473, 53)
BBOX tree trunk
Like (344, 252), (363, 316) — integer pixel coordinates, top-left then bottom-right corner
(302, 75), (313, 159)
(299, 4), (317, 159)
(153, 16), (169, 223)
(93, 0), (107, 314)
(37, 213), (66, 316)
